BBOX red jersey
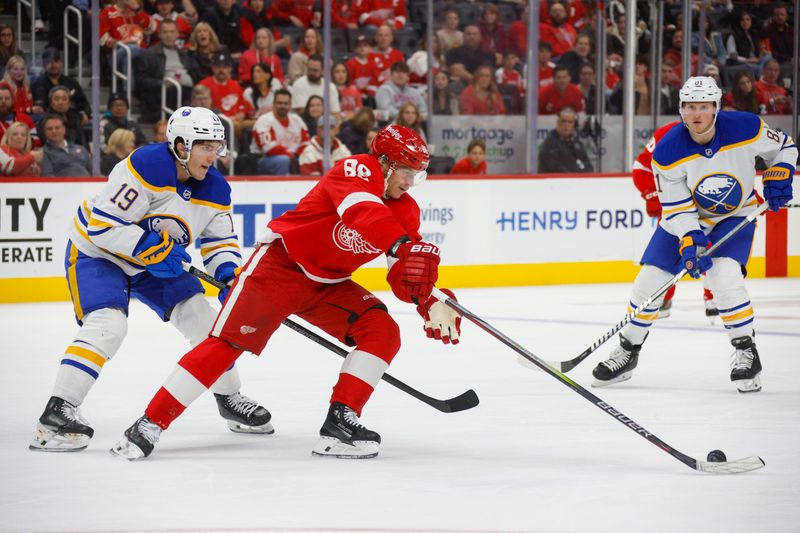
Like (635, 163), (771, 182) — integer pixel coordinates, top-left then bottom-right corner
(198, 77), (254, 117)
(633, 121), (679, 200)
(150, 13), (192, 48)
(496, 67), (524, 95)
(265, 154), (421, 282)
(347, 57), (380, 96)
(539, 22), (577, 57)
(270, 0), (317, 28)
(370, 48), (406, 86)
(754, 80), (791, 114)
(0, 111), (40, 147)
(332, 0), (359, 29)
(356, 0), (407, 29)
(537, 83), (585, 114)
(540, 0), (588, 29)
(450, 157), (486, 175)
(99, 5), (154, 48)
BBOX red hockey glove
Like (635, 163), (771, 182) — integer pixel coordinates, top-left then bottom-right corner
(416, 288), (461, 344)
(642, 190), (662, 218)
(387, 239), (440, 304)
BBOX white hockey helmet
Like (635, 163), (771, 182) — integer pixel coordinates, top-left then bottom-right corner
(679, 76), (722, 126)
(166, 106), (227, 162)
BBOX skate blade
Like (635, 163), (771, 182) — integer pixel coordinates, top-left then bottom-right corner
(311, 436), (378, 459)
(109, 438), (148, 461)
(657, 310), (670, 319)
(591, 371), (633, 388)
(29, 425), (90, 452)
(226, 420), (275, 434)
(735, 375), (762, 393)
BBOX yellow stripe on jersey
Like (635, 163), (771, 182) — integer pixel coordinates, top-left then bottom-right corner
(200, 242), (241, 257)
(662, 200), (695, 216)
(127, 157), (176, 193)
(190, 197), (232, 210)
(65, 345), (107, 367)
(66, 243), (84, 321)
(652, 153), (702, 171)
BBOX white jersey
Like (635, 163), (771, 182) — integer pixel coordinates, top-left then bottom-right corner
(68, 142), (241, 278)
(652, 111), (797, 238)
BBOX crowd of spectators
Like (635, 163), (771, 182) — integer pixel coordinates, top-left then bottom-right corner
(0, 0), (795, 177)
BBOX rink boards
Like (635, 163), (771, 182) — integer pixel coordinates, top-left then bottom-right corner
(1, 174), (797, 303)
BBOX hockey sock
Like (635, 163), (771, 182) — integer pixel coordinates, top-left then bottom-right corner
(145, 337), (243, 429)
(52, 309), (127, 406)
(705, 258), (754, 340)
(663, 285), (676, 303)
(330, 311), (400, 415)
(620, 265), (674, 345)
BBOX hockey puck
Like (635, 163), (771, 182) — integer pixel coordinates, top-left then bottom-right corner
(707, 449), (727, 463)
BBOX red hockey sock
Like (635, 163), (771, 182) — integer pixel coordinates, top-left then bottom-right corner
(330, 372), (374, 416)
(703, 288), (714, 301)
(664, 285), (676, 302)
(144, 337), (243, 430)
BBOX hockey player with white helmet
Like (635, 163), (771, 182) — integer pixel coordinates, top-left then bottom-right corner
(592, 76), (795, 393)
(30, 107), (273, 452)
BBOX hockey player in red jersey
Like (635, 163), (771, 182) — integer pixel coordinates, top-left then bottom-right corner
(633, 120), (717, 320)
(111, 124), (462, 461)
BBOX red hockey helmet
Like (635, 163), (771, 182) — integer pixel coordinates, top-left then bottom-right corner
(371, 124), (430, 178)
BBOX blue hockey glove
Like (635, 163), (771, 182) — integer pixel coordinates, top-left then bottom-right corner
(133, 230), (191, 278)
(679, 230), (713, 279)
(215, 262), (240, 304)
(762, 164), (794, 212)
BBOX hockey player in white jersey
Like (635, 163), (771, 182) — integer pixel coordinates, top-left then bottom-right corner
(30, 107), (273, 452)
(592, 76), (795, 393)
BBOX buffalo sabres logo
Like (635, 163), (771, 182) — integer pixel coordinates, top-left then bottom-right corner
(692, 173), (743, 215)
(138, 215), (192, 246)
(332, 221), (380, 254)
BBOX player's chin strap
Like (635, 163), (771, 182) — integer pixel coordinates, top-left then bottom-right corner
(382, 158), (398, 199)
(170, 142), (197, 181)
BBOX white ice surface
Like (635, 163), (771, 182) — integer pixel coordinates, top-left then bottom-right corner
(1, 279), (799, 533)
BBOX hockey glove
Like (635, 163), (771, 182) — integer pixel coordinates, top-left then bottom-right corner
(679, 230), (713, 279)
(215, 262), (240, 304)
(416, 288), (461, 345)
(134, 230), (191, 278)
(642, 190), (662, 218)
(762, 164), (794, 212)
(387, 239), (441, 304)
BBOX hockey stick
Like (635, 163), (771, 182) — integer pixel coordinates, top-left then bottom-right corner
(183, 263), (479, 413)
(556, 202), (770, 373)
(432, 288), (764, 474)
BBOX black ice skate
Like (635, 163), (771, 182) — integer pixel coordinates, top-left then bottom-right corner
(592, 335), (644, 387)
(109, 415), (162, 461)
(704, 298), (719, 324)
(214, 392), (274, 434)
(312, 402), (381, 459)
(29, 396), (94, 452)
(730, 336), (762, 393)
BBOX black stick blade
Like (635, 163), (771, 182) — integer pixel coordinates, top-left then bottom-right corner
(439, 389), (480, 413)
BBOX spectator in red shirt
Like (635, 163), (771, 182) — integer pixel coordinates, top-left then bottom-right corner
(496, 51), (524, 95)
(0, 121), (42, 176)
(370, 24), (406, 86)
(251, 88), (310, 175)
(460, 65), (506, 116)
(199, 51), (254, 134)
(240, 0), (275, 48)
(347, 35), (380, 101)
(540, 2), (577, 58)
(509, 6), (528, 58)
(1, 55), (33, 115)
(149, 0), (192, 48)
(0, 82), (40, 147)
(450, 139), (487, 175)
(332, 0), (359, 30)
(477, 4), (509, 66)
(537, 41), (555, 89)
(100, 0), (155, 91)
(270, 0), (318, 29)
(357, 0), (407, 30)
(756, 59), (791, 114)
(722, 70), (768, 115)
(540, 0), (588, 30)
(239, 28), (285, 84)
(333, 61), (363, 121)
(538, 65), (584, 115)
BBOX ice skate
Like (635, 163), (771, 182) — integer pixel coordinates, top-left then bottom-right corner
(730, 337), (762, 393)
(29, 396), (94, 452)
(657, 298), (672, 319)
(214, 392), (274, 434)
(312, 402), (380, 459)
(110, 415), (162, 461)
(592, 335), (643, 387)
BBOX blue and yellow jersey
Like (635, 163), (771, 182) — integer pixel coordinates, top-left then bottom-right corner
(651, 111), (797, 238)
(68, 143), (241, 278)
